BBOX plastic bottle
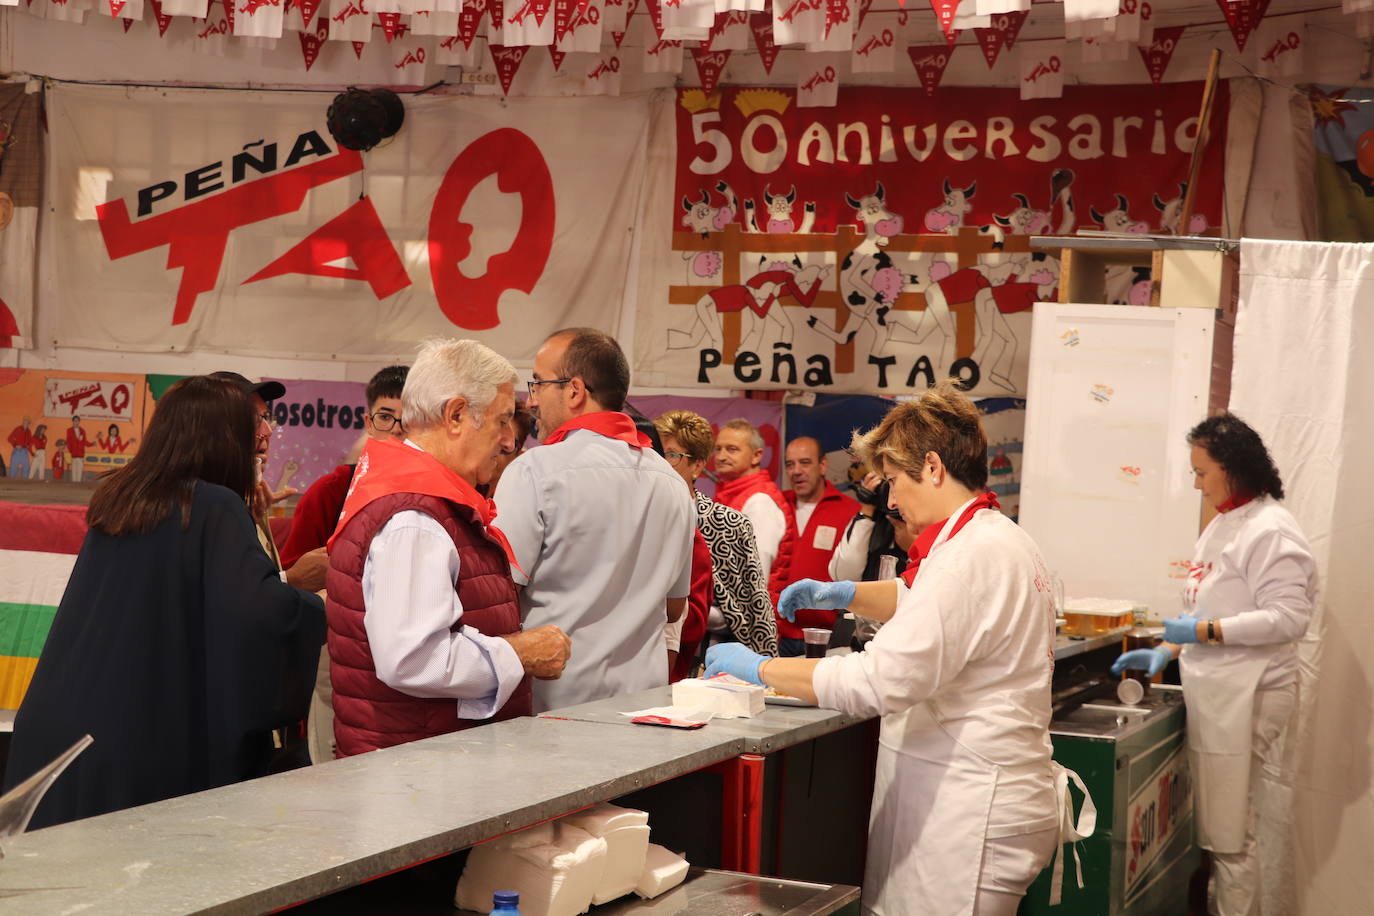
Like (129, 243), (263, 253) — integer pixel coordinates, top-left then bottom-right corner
(491, 890), (521, 915)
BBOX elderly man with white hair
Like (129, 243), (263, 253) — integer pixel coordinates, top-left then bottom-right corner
(324, 339), (571, 758)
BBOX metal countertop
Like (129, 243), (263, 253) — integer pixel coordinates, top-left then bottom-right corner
(0, 717), (745, 915)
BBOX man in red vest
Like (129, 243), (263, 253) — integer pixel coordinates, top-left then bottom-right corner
(714, 419), (803, 655)
(783, 437), (860, 634)
(325, 339), (570, 757)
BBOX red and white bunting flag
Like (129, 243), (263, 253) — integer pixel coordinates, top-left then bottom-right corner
(644, 0), (664, 39)
(973, 8), (1024, 65)
(773, 0), (825, 45)
(456, 0), (483, 47)
(972, 25), (1000, 66)
(549, 44), (566, 68)
(1019, 40), (1065, 99)
(529, 0), (551, 26)
(123, 15), (136, 28)
(692, 48), (730, 94)
(489, 43), (530, 93)
(352, 39), (366, 55)
(221, 0), (233, 29)
(434, 31), (480, 64)
(702, 10), (748, 51)
(1214, 0), (1271, 53)
(377, 10), (401, 38)
(750, 11), (781, 72)
(299, 17), (328, 67)
(809, 0), (853, 50)
(642, 37), (683, 72)
(1136, 23), (1181, 85)
(1112, 0), (1141, 43)
(601, 0), (633, 31)
(234, 0), (284, 38)
(162, 0), (208, 15)
(553, 0), (574, 41)
(928, 0), (959, 42)
(107, 0), (142, 19)
(409, 9), (459, 36)
(107, 0), (125, 16)
(487, 0), (503, 30)
(327, 0), (372, 41)
(823, 0), (845, 36)
(389, 37), (427, 82)
(193, 3), (231, 52)
(907, 43), (952, 95)
(149, 0), (173, 34)
(1136, 0), (1155, 46)
(296, 0), (320, 26)
(502, 0), (554, 45)
(660, 0), (712, 42)
(857, 0), (873, 28)
(796, 51), (843, 107)
(584, 52), (622, 94)
(1254, 16), (1302, 77)
(611, 28), (626, 46)
(850, 16), (895, 72)
(558, 0), (602, 51)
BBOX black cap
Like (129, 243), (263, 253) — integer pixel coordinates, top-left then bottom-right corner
(209, 371), (286, 403)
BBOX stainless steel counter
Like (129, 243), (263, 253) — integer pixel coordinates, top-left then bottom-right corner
(1053, 628), (1129, 661)
(1049, 683), (1186, 743)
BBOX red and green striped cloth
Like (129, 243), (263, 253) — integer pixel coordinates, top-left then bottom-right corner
(0, 501), (87, 710)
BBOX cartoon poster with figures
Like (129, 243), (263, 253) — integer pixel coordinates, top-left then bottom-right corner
(633, 84), (1227, 396)
(0, 370), (149, 481)
(1309, 85), (1374, 242)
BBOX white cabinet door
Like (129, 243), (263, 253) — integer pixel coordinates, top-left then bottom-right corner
(1019, 304), (1214, 620)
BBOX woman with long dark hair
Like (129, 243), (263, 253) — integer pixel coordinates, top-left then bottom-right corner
(1113, 411), (1317, 916)
(3, 375), (326, 829)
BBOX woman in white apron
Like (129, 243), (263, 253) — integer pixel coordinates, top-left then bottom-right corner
(705, 381), (1064, 916)
(1113, 412), (1317, 916)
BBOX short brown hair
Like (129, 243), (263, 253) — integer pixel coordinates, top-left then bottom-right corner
(654, 410), (713, 463)
(87, 376), (257, 536)
(550, 327), (630, 412)
(851, 380), (987, 490)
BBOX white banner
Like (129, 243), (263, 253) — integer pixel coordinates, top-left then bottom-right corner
(44, 84), (652, 363)
(0, 82), (41, 351)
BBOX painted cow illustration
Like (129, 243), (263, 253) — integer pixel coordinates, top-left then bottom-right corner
(991, 194), (1052, 236)
(809, 183), (919, 352)
(1089, 194), (1150, 234)
(979, 170), (1077, 253)
(924, 179), (977, 233)
(743, 185), (816, 234)
(970, 252), (1060, 392)
(668, 258), (831, 354)
(680, 180), (739, 236)
(1153, 184), (1209, 235)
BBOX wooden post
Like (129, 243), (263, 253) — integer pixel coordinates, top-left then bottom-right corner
(1178, 48), (1223, 237)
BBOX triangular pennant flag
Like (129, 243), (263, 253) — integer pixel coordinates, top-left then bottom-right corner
(457, 0), (483, 47)
(929, 0), (959, 42)
(645, 0), (664, 40)
(692, 48), (730, 95)
(972, 26), (1001, 67)
(378, 10), (402, 39)
(489, 43), (530, 94)
(488, 0), (503, 30)
(352, 39), (365, 57)
(995, 8), (1027, 49)
(824, 0), (846, 38)
(297, 0), (320, 26)
(530, 0), (551, 27)
(549, 44), (566, 69)
(109, 0), (125, 14)
(750, 12), (780, 74)
(299, 17), (328, 68)
(1137, 24), (1182, 86)
(907, 43), (953, 95)
(611, 28), (625, 46)
(223, 0), (235, 34)
(553, 0), (574, 41)
(1214, 0), (1269, 53)
(577, 0), (588, 12)
(122, 15), (135, 29)
(150, 0), (173, 35)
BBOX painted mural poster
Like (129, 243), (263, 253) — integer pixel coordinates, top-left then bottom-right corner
(0, 370), (149, 482)
(1309, 85), (1374, 241)
(634, 83), (1227, 396)
(261, 378), (369, 496)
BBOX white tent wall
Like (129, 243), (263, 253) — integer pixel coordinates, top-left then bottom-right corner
(0, 4), (1355, 379)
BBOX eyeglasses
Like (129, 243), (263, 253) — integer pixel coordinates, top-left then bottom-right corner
(368, 412), (404, 432)
(527, 378), (573, 397)
(664, 450), (692, 463)
(256, 411), (274, 430)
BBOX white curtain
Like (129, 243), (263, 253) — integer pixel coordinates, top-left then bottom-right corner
(1230, 239), (1374, 915)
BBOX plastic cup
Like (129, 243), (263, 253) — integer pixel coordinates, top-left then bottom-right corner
(803, 628), (832, 658)
(1117, 677), (1145, 706)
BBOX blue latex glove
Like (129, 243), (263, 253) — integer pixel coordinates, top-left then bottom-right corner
(1111, 647), (1174, 678)
(1163, 614), (1201, 645)
(704, 643), (769, 686)
(778, 579), (858, 623)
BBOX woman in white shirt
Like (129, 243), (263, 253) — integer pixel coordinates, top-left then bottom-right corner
(1113, 413), (1317, 916)
(705, 381), (1061, 916)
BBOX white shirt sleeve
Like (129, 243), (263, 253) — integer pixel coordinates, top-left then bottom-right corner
(362, 510), (525, 719)
(828, 514), (873, 581)
(813, 566), (978, 719)
(741, 492), (786, 578)
(491, 455), (543, 587)
(1219, 529), (1316, 646)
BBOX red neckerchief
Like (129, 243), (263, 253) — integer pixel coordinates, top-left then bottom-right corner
(900, 491), (1001, 586)
(327, 438), (517, 566)
(542, 411), (652, 448)
(1217, 491), (1255, 513)
(715, 469), (774, 512)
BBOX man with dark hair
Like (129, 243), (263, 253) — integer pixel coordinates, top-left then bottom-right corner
(783, 436), (860, 636)
(280, 365), (409, 570)
(495, 328), (695, 711)
(64, 415), (94, 483)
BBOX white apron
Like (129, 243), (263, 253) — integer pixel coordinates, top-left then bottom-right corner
(859, 504), (1088, 915)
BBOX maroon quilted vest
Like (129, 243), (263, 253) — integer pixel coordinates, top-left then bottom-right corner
(325, 492), (531, 757)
